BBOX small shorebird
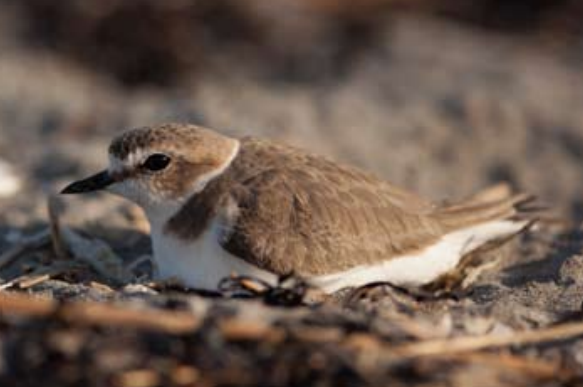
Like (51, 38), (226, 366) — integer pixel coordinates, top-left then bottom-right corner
(62, 123), (534, 293)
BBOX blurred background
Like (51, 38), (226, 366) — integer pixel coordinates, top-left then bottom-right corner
(1, 0), (583, 231)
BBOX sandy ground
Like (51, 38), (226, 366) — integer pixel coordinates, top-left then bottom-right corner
(1, 5), (583, 386)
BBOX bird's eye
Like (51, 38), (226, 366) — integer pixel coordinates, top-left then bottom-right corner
(142, 154), (171, 172)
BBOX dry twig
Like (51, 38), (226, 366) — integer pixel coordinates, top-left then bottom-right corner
(394, 321), (583, 357)
(47, 195), (69, 260)
(16, 273), (51, 289)
(450, 352), (565, 379)
(0, 292), (200, 334)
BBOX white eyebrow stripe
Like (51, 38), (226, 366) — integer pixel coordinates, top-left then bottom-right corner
(126, 149), (147, 167)
(108, 148), (170, 175)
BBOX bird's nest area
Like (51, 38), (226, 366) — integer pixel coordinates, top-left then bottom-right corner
(3, 1), (583, 385)
(0, 195), (582, 387)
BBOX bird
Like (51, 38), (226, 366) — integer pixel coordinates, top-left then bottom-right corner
(61, 123), (535, 293)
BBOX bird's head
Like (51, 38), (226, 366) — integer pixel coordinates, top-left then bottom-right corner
(61, 123), (239, 217)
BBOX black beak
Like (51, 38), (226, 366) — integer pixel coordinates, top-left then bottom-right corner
(61, 170), (115, 194)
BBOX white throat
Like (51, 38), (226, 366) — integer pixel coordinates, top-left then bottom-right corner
(150, 217), (277, 290)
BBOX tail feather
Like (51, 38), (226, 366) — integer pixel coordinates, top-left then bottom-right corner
(433, 184), (537, 232)
(460, 183), (513, 204)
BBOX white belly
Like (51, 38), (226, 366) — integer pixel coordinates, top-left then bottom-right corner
(150, 220), (277, 290)
(149, 214), (523, 294)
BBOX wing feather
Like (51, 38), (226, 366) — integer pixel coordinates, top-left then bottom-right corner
(220, 138), (445, 276)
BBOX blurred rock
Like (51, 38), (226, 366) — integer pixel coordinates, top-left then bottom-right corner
(0, 160), (21, 198)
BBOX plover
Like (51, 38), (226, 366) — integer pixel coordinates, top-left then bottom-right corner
(62, 123), (534, 293)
